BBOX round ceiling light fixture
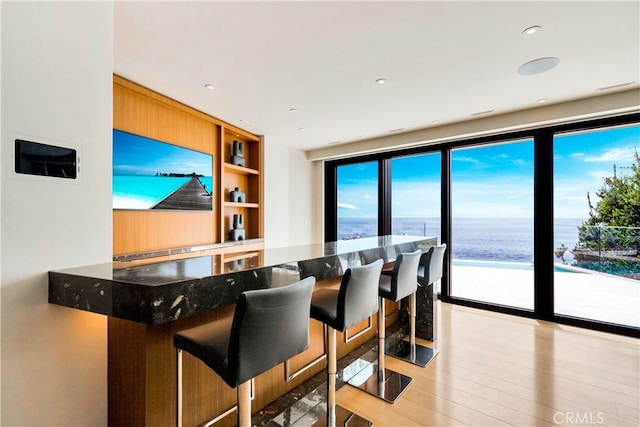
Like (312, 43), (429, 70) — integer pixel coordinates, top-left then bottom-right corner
(517, 57), (559, 75)
(375, 78), (386, 85)
(522, 25), (542, 35)
(204, 84), (216, 90)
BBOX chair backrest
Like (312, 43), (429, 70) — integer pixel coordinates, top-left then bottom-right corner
(298, 255), (343, 281)
(339, 259), (384, 330)
(229, 276), (316, 385)
(359, 247), (388, 265)
(393, 242), (417, 257)
(389, 249), (422, 300)
(419, 244), (447, 286)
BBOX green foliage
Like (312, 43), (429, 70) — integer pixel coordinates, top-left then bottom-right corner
(575, 225), (638, 252)
(575, 149), (640, 256)
(584, 150), (640, 228)
(554, 243), (568, 264)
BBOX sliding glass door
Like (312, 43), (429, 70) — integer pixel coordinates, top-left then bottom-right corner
(450, 140), (534, 309)
(391, 153), (441, 291)
(325, 114), (639, 336)
(391, 153), (441, 240)
(336, 161), (379, 240)
(553, 125), (640, 328)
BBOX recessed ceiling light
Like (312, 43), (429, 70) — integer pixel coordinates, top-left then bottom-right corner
(204, 84), (216, 90)
(471, 109), (495, 116)
(328, 141), (341, 145)
(289, 108), (298, 113)
(432, 120), (440, 124)
(522, 25), (542, 35)
(517, 57), (560, 75)
(536, 98), (548, 103)
(375, 78), (386, 85)
(388, 128), (404, 133)
(299, 128), (305, 132)
(239, 119), (254, 127)
(597, 81), (635, 91)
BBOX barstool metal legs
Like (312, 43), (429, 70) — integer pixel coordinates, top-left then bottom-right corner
(385, 292), (438, 367)
(348, 298), (413, 403)
(320, 327), (371, 427)
(410, 293), (416, 349)
(237, 381), (251, 427)
(377, 297), (385, 376)
(327, 328), (337, 427)
(177, 349), (183, 427)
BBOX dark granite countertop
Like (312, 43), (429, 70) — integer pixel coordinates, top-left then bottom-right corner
(49, 235), (436, 324)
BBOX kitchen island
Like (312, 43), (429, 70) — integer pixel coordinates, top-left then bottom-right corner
(49, 235), (436, 426)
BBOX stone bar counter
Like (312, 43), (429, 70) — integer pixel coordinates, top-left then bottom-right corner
(49, 235), (436, 427)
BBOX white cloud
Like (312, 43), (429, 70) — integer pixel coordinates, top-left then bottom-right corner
(453, 156), (480, 164)
(337, 202), (357, 210)
(582, 146), (636, 163)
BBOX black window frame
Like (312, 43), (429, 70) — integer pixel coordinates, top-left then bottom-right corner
(325, 112), (640, 338)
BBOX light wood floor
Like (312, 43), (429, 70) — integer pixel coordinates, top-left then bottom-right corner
(336, 303), (640, 426)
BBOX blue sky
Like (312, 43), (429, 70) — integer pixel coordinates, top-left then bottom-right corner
(337, 125), (639, 219)
(554, 126), (639, 218)
(113, 130), (212, 176)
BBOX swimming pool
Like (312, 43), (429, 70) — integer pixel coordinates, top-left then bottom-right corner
(573, 259), (640, 276)
(452, 259), (579, 273)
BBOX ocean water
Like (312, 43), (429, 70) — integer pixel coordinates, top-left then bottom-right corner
(338, 217), (584, 263)
(113, 175), (213, 209)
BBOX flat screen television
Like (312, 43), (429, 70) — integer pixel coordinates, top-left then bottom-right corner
(113, 130), (213, 210)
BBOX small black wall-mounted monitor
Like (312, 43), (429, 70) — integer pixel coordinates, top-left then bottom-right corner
(15, 139), (77, 179)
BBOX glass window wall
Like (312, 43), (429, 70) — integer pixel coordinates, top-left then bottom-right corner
(324, 115), (639, 336)
(554, 125), (640, 328)
(336, 161), (379, 240)
(450, 140), (535, 309)
(391, 153), (441, 240)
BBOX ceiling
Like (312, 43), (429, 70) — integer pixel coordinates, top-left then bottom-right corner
(114, 1), (639, 152)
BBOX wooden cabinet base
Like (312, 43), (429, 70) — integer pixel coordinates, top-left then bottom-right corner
(107, 285), (380, 427)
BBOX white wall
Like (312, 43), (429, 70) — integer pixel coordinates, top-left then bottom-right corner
(264, 141), (317, 248)
(1, 2), (113, 426)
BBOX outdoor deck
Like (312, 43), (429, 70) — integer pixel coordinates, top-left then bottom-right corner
(452, 262), (640, 328)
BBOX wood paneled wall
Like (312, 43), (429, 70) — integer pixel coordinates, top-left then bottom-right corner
(113, 76), (257, 255)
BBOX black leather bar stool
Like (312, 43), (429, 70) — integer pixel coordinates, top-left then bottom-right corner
(383, 245), (444, 367)
(310, 259), (383, 427)
(416, 244), (447, 343)
(358, 247), (388, 266)
(349, 250), (421, 403)
(173, 277), (316, 427)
